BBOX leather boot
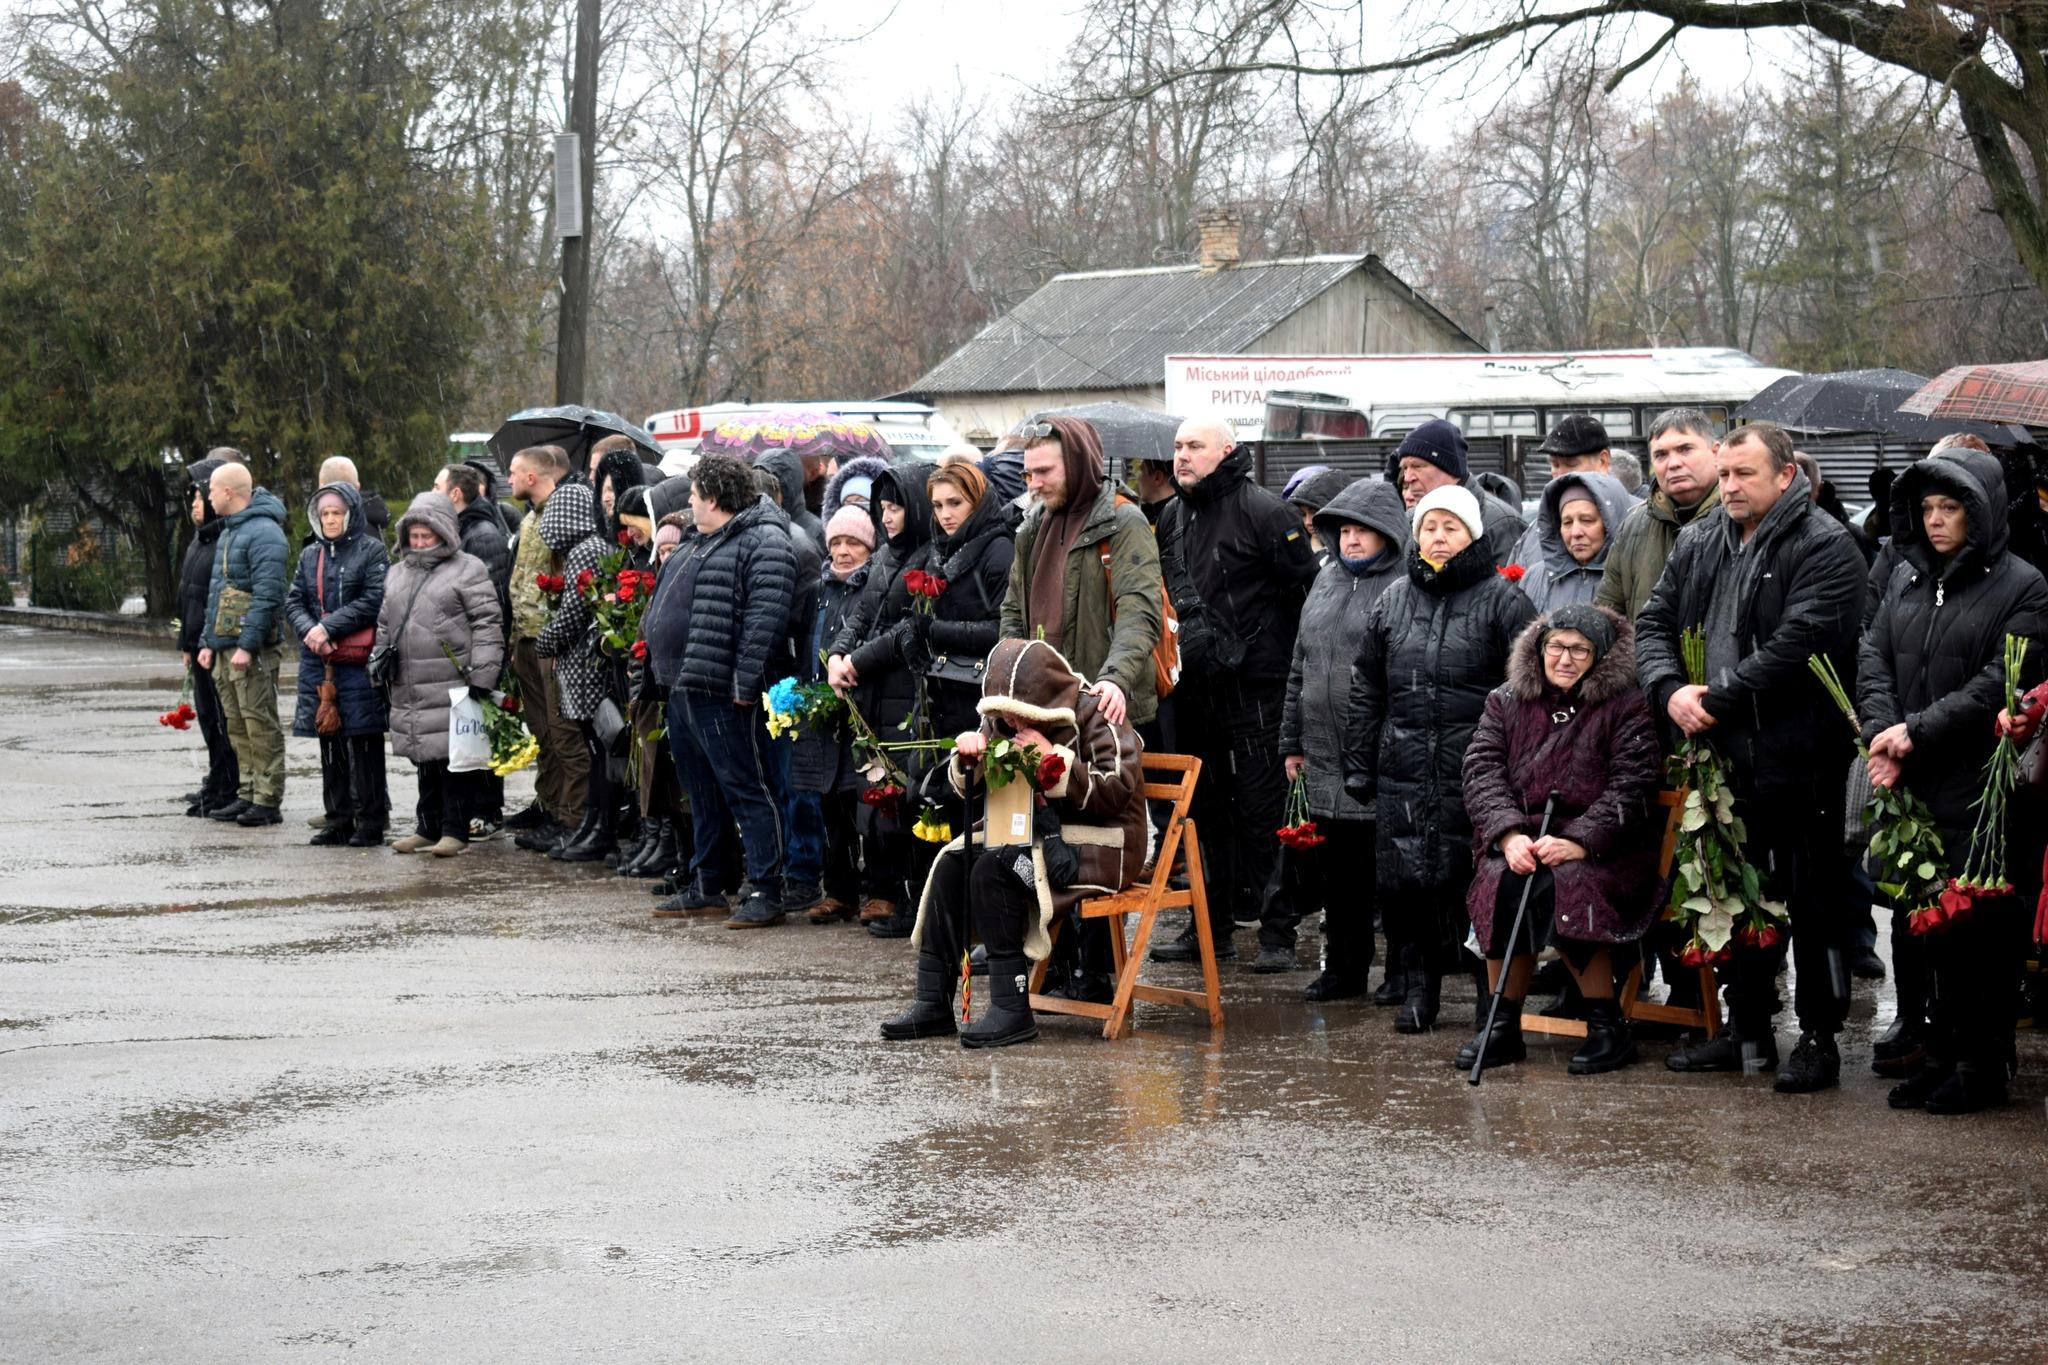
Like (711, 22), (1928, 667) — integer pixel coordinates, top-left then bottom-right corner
(636, 818), (678, 878)
(960, 954), (1039, 1049)
(543, 806), (598, 857)
(1454, 999), (1525, 1068)
(610, 820), (653, 874)
(1569, 999), (1638, 1075)
(1372, 963), (1407, 1006)
(552, 804), (617, 862)
(1393, 944), (1439, 1034)
(880, 956), (957, 1041)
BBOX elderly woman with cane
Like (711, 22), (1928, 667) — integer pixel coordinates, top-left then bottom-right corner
(1457, 604), (1664, 1074)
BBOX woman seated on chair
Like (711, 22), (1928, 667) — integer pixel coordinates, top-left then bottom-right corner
(1457, 603), (1663, 1075)
(880, 638), (1146, 1050)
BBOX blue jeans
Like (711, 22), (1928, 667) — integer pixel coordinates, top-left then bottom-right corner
(767, 736), (826, 885)
(667, 689), (784, 894)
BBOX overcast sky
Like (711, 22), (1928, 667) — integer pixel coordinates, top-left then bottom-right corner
(828, 0), (1809, 146)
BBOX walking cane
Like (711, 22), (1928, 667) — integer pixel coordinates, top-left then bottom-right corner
(1470, 789), (1559, 1087)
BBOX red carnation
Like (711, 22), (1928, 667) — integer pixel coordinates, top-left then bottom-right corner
(1035, 752), (1066, 790)
(176, 702), (196, 721)
(631, 639), (648, 661)
(1499, 564), (1526, 582)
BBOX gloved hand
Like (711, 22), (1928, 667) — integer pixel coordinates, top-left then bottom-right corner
(1033, 802), (1079, 890)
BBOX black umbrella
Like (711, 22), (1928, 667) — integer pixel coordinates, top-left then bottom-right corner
(1029, 401), (1180, 469)
(487, 404), (663, 468)
(1737, 370), (2028, 446)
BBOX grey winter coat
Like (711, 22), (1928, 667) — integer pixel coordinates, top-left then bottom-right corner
(1279, 478), (1407, 822)
(286, 482), (388, 739)
(203, 488), (292, 651)
(1514, 471), (1635, 613)
(374, 493), (504, 763)
(534, 481), (609, 721)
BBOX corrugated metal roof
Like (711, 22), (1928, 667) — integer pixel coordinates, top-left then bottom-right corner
(913, 255), (1370, 395)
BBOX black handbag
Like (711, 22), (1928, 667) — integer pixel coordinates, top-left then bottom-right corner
(924, 652), (987, 689)
(593, 696), (632, 756)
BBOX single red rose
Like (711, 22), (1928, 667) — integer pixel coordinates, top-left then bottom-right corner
(1499, 564), (1526, 582)
(576, 569), (595, 593)
(1679, 943), (1709, 968)
(927, 575), (949, 597)
(617, 528), (632, 545)
(631, 639), (648, 661)
(502, 693), (520, 713)
(535, 572), (553, 589)
(903, 569), (928, 596)
(1035, 753), (1067, 790)
(617, 584), (636, 603)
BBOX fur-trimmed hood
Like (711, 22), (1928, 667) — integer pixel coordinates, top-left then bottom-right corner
(976, 637), (1083, 737)
(822, 455), (889, 524)
(1503, 605), (1636, 706)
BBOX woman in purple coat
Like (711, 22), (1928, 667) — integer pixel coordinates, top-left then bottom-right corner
(1458, 603), (1663, 1075)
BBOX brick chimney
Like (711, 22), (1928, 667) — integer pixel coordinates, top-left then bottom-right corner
(1197, 212), (1241, 273)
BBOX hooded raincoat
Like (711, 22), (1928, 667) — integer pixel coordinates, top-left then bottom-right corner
(533, 480), (609, 721)
(1279, 478), (1407, 822)
(1516, 471), (1635, 613)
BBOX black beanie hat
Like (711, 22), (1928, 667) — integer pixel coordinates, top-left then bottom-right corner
(1394, 419), (1469, 481)
(1543, 603), (1618, 666)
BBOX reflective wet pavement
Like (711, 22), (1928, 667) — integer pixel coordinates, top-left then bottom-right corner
(2, 624), (2045, 1361)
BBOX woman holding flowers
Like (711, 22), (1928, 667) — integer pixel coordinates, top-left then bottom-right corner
(827, 463), (936, 935)
(917, 460), (1018, 738)
(1458, 605), (1663, 1074)
(880, 638), (1146, 1049)
(1343, 486), (1537, 1036)
(1859, 447), (2048, 1113)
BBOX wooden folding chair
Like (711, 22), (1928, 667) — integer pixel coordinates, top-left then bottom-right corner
(1520, 788), (1722, 1041)
(1028, 753), (1225, 1040)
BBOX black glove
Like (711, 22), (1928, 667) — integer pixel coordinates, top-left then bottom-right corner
(1033, 802), (1079, 890)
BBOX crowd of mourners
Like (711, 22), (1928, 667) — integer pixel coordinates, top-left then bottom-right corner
(171, 404), (2048, 1113)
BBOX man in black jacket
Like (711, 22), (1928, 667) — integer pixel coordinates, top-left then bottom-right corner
(645, 454), (798, 928)
(1151, 414), (1320, 967)
(438, 461), (513, 829)
(176, 452), (242, 816)
(1637, 421), (1867, 1092)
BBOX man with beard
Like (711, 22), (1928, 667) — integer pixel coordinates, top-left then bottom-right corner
(1000, 415), (1164, 1000)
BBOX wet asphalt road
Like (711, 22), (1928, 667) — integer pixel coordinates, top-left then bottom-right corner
(2, 623), (2045, 1362)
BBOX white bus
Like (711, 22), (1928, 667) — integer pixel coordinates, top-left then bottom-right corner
(644, 400), (962, 476)
(1165, 348), (1797, 444)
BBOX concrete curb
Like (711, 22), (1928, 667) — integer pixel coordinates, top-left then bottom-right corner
(0, 605), (176, 641)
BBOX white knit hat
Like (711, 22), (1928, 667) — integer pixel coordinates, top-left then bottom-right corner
(1410, 484), (1486, 543)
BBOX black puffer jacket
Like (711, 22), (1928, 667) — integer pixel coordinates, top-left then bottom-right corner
(1637, 471), (1866, 797)
(835, 463), (937, 747)
(1858, 450), (2048, 847)
(922, 495), (1017, 733)
(1280, 478), (1408, 822)
(457, 498), (514, 629)
(793, 562), (870, 795)
(176, 456), (230, 655)
(669, 498), (798, 704)
(1342, 540), (1538, 891)
(1160, 445), (1320, 685)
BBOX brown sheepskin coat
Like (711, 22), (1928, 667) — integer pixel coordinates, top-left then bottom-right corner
(911, 637), (1148, 962)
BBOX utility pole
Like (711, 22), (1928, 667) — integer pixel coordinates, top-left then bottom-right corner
(554, 0), (599, 405)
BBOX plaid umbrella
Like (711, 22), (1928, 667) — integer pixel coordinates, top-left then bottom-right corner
(694, 408), (895, 464)
(1899, 360), (2048, 428)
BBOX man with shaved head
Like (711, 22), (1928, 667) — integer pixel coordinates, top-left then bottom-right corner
(199, 455), (292, 826)
(1151, 412), (1320, 970)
